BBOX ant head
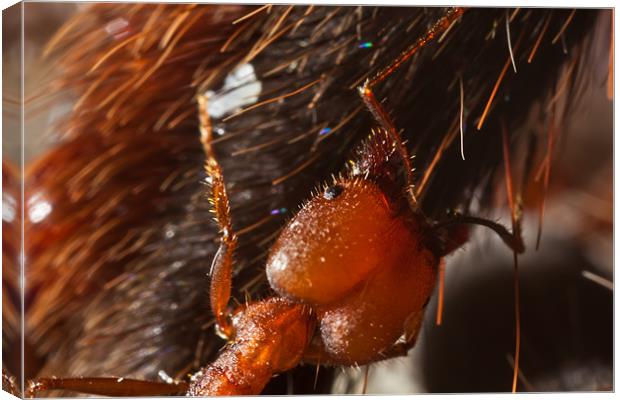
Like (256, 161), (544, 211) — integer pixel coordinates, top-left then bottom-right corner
(266, 177), (413, 305)
(265, 174), (438, 366)
(265, 128), (432, 306)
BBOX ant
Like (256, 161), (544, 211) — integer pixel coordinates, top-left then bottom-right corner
(18, 7), (525, 397)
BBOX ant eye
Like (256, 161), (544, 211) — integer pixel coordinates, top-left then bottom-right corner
(323, 184), (344, 200)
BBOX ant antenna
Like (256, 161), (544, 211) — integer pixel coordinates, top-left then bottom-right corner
(358, 8), (466, 210)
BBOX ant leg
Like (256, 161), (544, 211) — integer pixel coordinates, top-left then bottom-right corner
(24, 377), (187, 397)
(357, 7), (466, 209)
(198, 94), (237, 339)
(433, 214), (525, 256)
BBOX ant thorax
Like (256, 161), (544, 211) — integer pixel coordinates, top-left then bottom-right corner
(265, 129), (439, 366)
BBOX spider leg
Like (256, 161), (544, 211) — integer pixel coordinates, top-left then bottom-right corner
(198, 94), (237, 339)
(357, 7), (466, 210)
(24, 377), (187, 397)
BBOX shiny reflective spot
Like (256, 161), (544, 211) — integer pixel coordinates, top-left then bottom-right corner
(27, 192), (52, 224)
(104, 17), (130, 40)
(205, 63), (262, 119)
(3, 193), (16, 223)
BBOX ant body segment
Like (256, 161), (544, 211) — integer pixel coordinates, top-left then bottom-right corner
(17, 7), (533, 397)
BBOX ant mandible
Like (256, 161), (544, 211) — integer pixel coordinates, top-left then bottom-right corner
(21, 7), (524, 397)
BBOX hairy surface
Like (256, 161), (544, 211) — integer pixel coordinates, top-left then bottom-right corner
(12, 5), (609, 395)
